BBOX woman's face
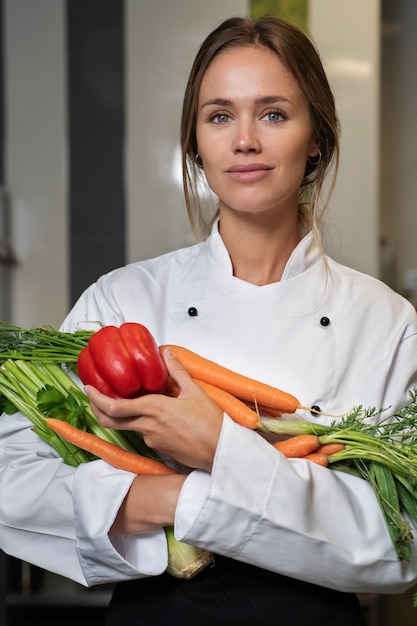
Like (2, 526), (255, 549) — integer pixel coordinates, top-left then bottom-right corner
(196, 45), (318, 220)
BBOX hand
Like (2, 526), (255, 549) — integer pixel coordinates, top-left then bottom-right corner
(84, 348), (224, 472)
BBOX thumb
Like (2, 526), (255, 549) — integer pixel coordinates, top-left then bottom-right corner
(161, 347), (194, 393)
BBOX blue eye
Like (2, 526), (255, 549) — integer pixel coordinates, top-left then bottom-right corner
(264, 110), (284, 122)
(212, 113), (230, 124)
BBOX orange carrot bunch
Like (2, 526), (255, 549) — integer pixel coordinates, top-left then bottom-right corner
(157, 345), (340, 467)
(161, 344), (315, 430)
(272, 435), (345, 467)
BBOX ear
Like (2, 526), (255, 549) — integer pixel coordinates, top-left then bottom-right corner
(308, 140), (320, 158)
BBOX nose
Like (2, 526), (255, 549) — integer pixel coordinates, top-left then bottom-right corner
(233, 120), (261, 153)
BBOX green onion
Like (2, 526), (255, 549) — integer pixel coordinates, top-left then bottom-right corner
(0, 321), (95, 365)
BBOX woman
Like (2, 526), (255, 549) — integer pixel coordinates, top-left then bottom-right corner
(1, 15), (417, 626)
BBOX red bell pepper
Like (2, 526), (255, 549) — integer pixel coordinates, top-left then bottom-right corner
(77, 323), (168, 398)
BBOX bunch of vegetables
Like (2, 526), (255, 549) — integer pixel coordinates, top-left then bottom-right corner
(2, 321), (417, 590)
(0, 322), (211, 579)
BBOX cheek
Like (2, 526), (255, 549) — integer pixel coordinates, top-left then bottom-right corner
(201, 165), (222, 198)
(197, 137), (219, 168)
(196, 143), (224, 191)
(195, 123), (210, 159)
(278, 130), (311, 157)
(279, 138), (311, 178)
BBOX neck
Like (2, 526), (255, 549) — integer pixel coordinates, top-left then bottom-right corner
(218, 212), (301, 286)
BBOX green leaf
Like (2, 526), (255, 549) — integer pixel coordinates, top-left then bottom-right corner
(0, 392), (19, 415)
(37, 385), (67, 415)
(37, 385), (88, 429)
(368, 461), (412, 561)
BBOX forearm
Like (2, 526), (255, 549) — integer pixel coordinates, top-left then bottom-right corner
(176, 415), (417, 594)
(110, 473), (187, 536)
(0, 413), (169, 585)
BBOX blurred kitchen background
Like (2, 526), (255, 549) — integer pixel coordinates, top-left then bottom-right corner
(0, 0), (416, 625)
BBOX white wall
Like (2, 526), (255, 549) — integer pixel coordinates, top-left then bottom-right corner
(126, 0), (247, 263)
(309, 0), (381, 277)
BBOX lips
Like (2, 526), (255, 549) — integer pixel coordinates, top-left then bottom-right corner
(226, 163), (272, 173)
(226, 163), (273, 182)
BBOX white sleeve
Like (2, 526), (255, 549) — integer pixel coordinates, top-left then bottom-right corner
(0, 279), (174, 585)
(175, 414), (417, 595)
(0, 412), (168, 586)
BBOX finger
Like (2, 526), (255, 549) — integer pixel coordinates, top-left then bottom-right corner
(84, 395), (152, 432)
(161, 347), (195, 394)
(83, 384), (127, 416)
(84, 384), (163, 421)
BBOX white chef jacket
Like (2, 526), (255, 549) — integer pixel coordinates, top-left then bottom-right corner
(1, 222), (417, 593)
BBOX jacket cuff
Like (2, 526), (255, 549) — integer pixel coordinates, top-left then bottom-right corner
(174, 414), (278, 555)
(73, 460), (168, 585)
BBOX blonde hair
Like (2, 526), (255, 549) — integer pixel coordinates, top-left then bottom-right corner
(180, 15), (340, 241)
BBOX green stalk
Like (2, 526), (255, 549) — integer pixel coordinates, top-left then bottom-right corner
(395, 478), (417, 525)
(1, 359), (44, 399)
(0, 322), (94, 363)
(259, 418), (330, 437)
(164, 526), (213, 579)
(0, 370), (91, 465)
(261, 417), (417, 480)
(36, 361), (159, 458)
(1, 359), (159, 459)
(366, 461), (412, 561)
(326, 444), (415, 479)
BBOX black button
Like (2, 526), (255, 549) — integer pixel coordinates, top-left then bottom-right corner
(320, 316), (330, 327)
(311, 405), (321, 416)
(188, 307), (198, 317)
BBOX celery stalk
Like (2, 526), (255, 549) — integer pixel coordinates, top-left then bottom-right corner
(164, 527), (213, 578)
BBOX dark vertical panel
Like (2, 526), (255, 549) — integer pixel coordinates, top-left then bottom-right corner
(0, 0), (11, 323)
(67, 0), (125, 305)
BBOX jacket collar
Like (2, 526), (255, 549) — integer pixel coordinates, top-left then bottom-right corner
(207, 220), (322, 282)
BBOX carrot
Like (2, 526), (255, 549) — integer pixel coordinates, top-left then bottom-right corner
(303, 452), (329, 467)
(245, 401), (282, 417)
(316, 442), (345, 455)
(46, 418), (177, 475)
(273, 434), (319, 458)
(195, 380), (261, 429)
(162, 345), (308, 414)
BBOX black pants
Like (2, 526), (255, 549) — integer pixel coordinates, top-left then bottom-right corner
(106, 555), (365, 626)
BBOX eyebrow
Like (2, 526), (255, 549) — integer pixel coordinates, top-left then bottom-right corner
(200, 95), (291, 108)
